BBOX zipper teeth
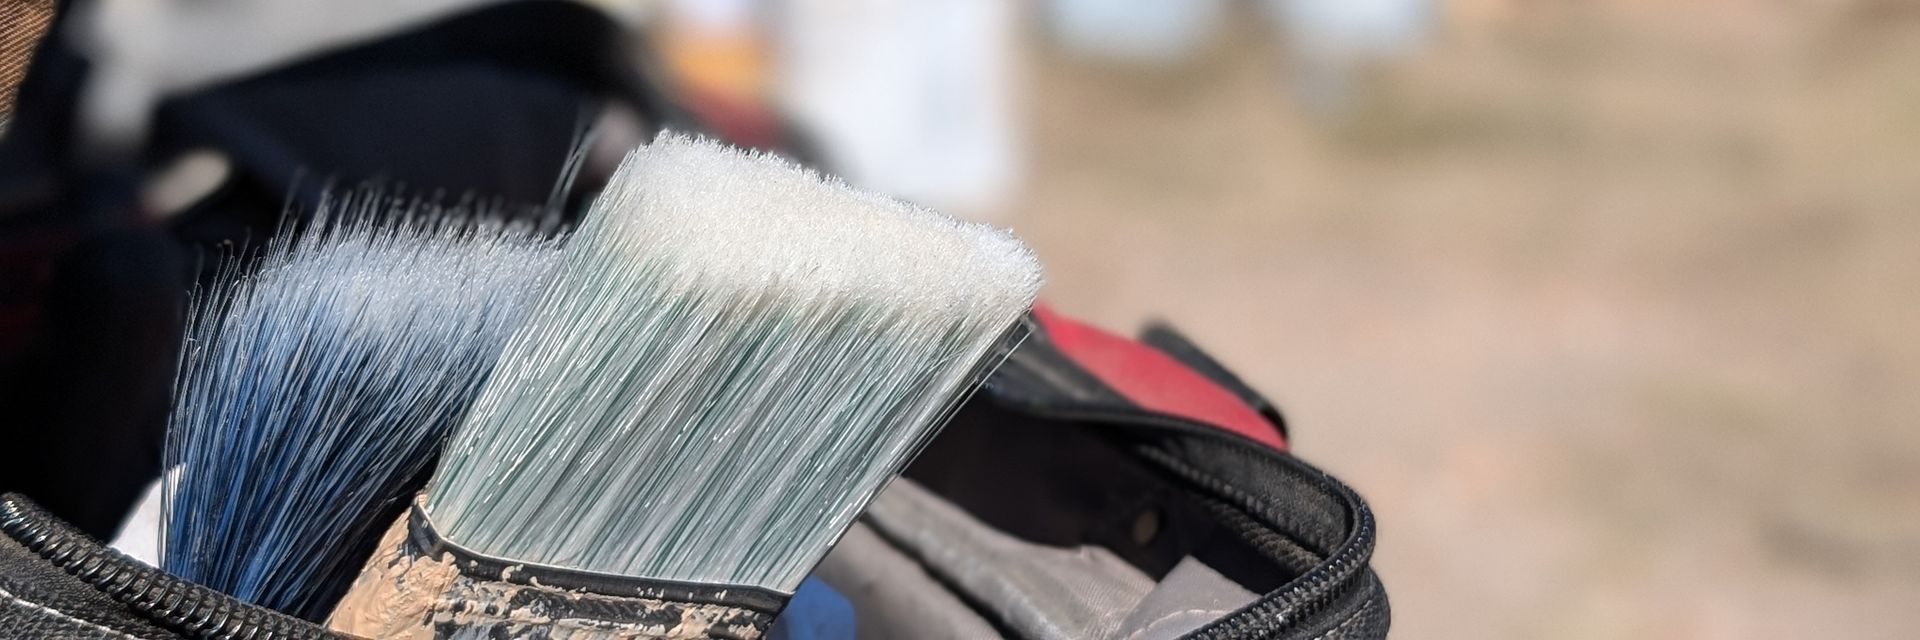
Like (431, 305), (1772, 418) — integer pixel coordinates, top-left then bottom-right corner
(996, 399), (1378, 638)
(0, 495), (342, 640)
(1136, 444), (1375, 638)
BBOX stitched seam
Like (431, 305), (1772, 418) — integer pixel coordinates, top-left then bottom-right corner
(1122, 608), (1242, 640)
(1314, 596), (1376, 639)
(0, 583), (142, 638)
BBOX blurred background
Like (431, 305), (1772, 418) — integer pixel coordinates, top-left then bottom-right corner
(650, 1), (1920, 637)
(6, 0), (1920, 637)
(1023, 3), (1920, 638)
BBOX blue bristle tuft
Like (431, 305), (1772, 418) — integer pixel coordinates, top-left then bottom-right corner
(159, 197), (560, 620)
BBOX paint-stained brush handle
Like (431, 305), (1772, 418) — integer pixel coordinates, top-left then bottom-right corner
(329, 501), (784, 640)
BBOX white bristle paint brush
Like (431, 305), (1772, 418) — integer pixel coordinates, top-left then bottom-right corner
(160, 200), (560, 621)
(361, 134), (1039, 634)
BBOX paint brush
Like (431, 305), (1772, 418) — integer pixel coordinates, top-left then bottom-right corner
(161, 201), (560, 621)
(330, 135), (1041, 639)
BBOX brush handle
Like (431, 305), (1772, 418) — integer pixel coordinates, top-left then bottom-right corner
(328, 501), (784, 640)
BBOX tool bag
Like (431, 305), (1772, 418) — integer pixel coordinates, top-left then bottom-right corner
(0, 1), (1384, 636)
(0, 304), (1386, 639)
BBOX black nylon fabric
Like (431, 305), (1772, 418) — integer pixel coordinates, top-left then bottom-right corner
(0, 595), (147, 639)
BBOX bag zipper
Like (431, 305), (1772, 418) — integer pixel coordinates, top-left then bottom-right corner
(985, 392), (1376, 639)
(0, 494), (348, 640)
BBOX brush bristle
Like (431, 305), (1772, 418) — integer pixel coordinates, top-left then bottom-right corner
(425, 134), (1042, 592)
(160, 204), (560, 620)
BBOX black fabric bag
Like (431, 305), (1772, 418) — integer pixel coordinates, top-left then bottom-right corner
(0, 1), (1384, 637)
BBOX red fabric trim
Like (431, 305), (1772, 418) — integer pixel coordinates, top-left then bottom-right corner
(681, 87), (785, 150)
(1033, 305), (1287, 451)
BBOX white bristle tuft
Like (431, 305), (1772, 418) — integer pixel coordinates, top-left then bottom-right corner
(161, 204), (560, 620)
(425, 134), (1042, 592)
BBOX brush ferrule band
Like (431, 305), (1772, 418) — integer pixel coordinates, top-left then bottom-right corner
(406, 505), (793, 615)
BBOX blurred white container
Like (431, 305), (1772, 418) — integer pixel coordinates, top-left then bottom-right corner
(1264, 0), (1434, 112)
(1266, 0), (1432, 59)
(1043, 0), (1225, 62)
(774, 0), (1022, 221)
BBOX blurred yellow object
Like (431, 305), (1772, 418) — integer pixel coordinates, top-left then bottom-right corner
(656, 3), (770, 104)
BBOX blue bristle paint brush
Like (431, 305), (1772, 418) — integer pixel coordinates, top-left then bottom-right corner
(159, 198), (560, 621)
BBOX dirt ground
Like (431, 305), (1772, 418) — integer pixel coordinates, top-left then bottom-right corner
(1010, 3), (1920, 638)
